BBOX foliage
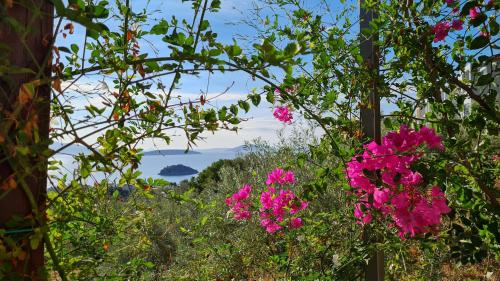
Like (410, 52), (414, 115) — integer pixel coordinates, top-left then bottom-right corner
(0, 0), (498, 279)
(244, 0), (499, 264)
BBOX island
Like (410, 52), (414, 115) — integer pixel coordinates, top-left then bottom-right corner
(159, 164), (198, 176)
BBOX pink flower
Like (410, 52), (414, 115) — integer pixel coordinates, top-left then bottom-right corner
(290, 217), (303, 229)
(431, 187), (451, 214)
(419, 126), (445, 150)
(432, 21), (451, 42)
(373, 188), (391, 208)
(290, 200), (308, 214)
(346, 125), (450, 238)
(266, 168), (295, 185)
(260, 191), (273, 209)
(260, 218), (282, 233)
(354, 203), (373, 225)
(233, 184), (251, 200)
(226, 184), (253, 220)
(284, 171), (295, 184)
(226, 168), (308, 234)
(445, 0), (454, 6)
(391, 192), (410, 210)
(273, 106), (293, 123)
(469, 7), (479, 19)
(451, 19), (463, 31)
(400, 171), (423, 186)
(480, 31), (490, 37)
(258, 175), (308, 233)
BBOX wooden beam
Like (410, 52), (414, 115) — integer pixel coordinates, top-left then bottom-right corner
(359, 0), (381, 144)
(0, 1), (53, 278)
(359, 0), (384, 280)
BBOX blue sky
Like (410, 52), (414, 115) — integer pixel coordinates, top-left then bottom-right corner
(55, 0), (356, 150)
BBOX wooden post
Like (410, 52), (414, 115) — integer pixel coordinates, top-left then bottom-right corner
(359, 0), (384, 280)
(0, 1), (53, 278)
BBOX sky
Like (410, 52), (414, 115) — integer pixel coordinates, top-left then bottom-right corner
(54, 0), (354, 150)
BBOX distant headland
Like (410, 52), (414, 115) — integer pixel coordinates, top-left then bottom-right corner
(143, 149), (201, 156)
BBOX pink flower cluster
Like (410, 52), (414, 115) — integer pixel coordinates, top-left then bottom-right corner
(347, 125), (451, 238)
(266, 168), (295, 185)
(225, 184), (252, 220)
(259, 183), (308, 233)
(273, 106), (293, 123)
(469, 7), (480, 19)
(225, 168), (308, 234)
(432, 19), (463, 42)
(432, 0), (490, 42)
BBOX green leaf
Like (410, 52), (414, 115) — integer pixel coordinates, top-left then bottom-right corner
(70, 44), (79, 53)
(225, 44), (242, 57)
(150, 19), (169, 35)
(459, 1), (476, 17)
(200, 216), (208, 226)
(284, 42), (301, 56)
(266, 91), (275, 104)
(476, 74), (494, 86)
(249, 94), (261, 106)
(469, 35), (489, 50)
(470, 13), (487, 27)
(218, 106), (227, 120)
(238, 100), (250, 113)
(210, 0), (221, 11)
(261, 68), (270, 78)
(490, 20), (499, 36)
(58, 46), (71, 54)
(200, 20), (210, 31)
(230, 104), (238, 115)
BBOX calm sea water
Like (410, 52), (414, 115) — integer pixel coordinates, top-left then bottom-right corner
(50, 151), (239, 184)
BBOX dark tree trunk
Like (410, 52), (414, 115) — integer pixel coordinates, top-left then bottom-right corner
(0, 1), (53, 278)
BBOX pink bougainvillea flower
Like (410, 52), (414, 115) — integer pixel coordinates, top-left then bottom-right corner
(432, 21), (451, 42)
(290, 217), (303, 229)
(451, 19), (463, 31)
(469, 7), (480, 19)
(419, 126), (445, 150)
(284, 171), (295, 184)
(273, 106), (293, 123)
(354, 203), (373, 225)
(266, 168), (295, 186)
(259, 179), (308, 233)
(445, 0), (454, 6)
(290, 200), (308, 215)
(226, 168), (308, 234)
(480, 31), (490, 37)
(225, 184), (253, 220)
(373, 188), (391, 208)
(431, 187), (452, 214)
(347, 125), (450, 238)
(260, 218), (282, 233)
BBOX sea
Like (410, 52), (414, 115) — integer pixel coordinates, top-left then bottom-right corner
(49, 147), (242, 184)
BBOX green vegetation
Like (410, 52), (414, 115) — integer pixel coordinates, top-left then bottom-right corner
(0, 0), (498, 280)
